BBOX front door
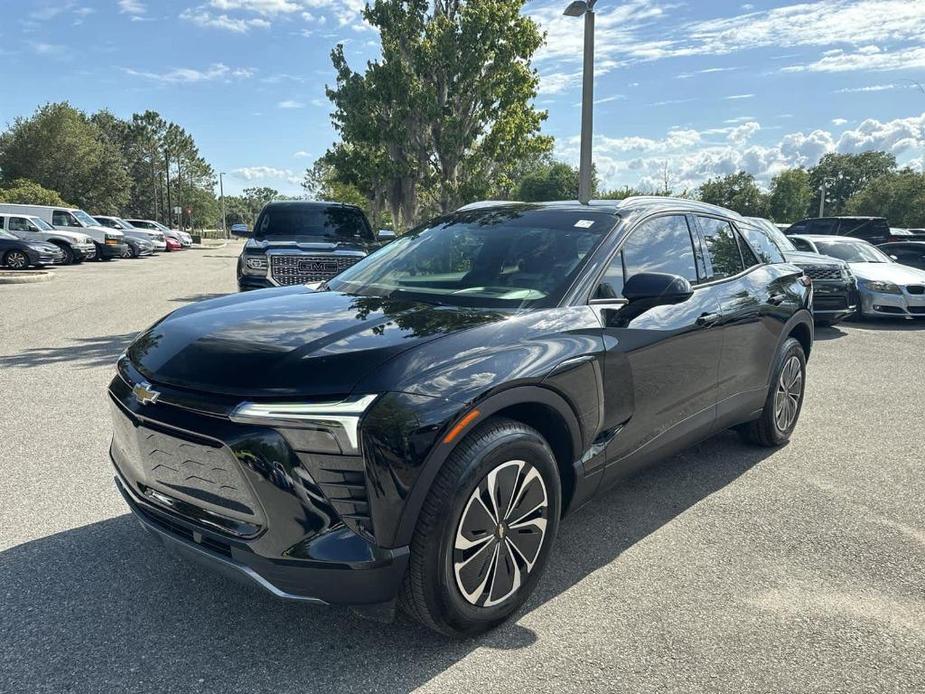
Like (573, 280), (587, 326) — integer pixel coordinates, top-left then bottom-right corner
(593, 213), (724, 479)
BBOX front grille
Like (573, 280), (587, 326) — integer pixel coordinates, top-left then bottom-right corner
(270, 254), (364, 286)
(814, 295), (849, 311)
(906, 285), (924, 295)
(909, 306), (925, 314)
(801, 265), (843, 280)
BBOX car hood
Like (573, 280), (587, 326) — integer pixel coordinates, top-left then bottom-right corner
(52, 230), (93, 244)
(783, 250), (847, 267)
(127, 288), (505, 398)
(89, 225), (123, 238)
(849, 262), (925, 283)
(245, 235), (371, 253)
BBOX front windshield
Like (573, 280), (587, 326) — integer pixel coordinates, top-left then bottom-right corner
(31, 217), (54, 231)
(255, 206), (373, 241)
(815, 240), (890, 263)
(117, 218), (136, 229)
(327, 207), (614, 309)
(72, 210), (100, 227)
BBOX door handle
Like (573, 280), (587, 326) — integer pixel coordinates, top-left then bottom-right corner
(696, 312), (722, 327)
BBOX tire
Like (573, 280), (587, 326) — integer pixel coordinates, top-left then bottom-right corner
(54, 243), (75, 265)
(3, 250), (30, 270)
(399, 417), (561, 637)
(121, 244), (136, 259)
(738, 337), (806, 447)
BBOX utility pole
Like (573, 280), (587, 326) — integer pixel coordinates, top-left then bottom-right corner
(818, 179), (826, 217)
(564, 0), (596, 204)
(219, 172), (227, 239)
(165, 150), (173, 228)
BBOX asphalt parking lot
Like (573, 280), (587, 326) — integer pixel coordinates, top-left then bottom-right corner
(1, 245), (923, 693)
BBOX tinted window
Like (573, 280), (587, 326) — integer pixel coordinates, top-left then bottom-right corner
(808, 219), (836, 235)
(255, 205), (373, 241)
(841, 219), (888, 242)
(699, 217), (744, 279)
(595, 215), (698, 299)
(95, 217), (118, 228)
(9, 217), (33, 232)
(814, 240), (890, 263)
(52, 210), (79, 227)
(740, 221), (787, 263)
(790, 237), (814, 252)
(328, 208), (610, 309)
(787, 222), (808, 234)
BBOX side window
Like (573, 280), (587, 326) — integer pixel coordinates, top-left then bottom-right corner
(790, 237), (813, 252)
(594, 215), (698, 299)
(788, 222), (807, 234)
(52, 210), (78, 227)
(9, 217), (31, 232)
(808, 219), (836, 235)
(698, 217), (745, 280)
(0, 216), (5, 229)
(738, 224), (785, 264)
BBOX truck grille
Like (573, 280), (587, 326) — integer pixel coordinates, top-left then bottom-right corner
(801, 265), (842, 280)
(270, 254), (364, 286)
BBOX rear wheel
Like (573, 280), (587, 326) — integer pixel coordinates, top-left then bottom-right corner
(3, 250), (29, 270)
(738, 337), (806, 447)
(400, 417), (561, 637)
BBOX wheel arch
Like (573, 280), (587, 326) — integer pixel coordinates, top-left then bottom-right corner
(784, 309), (814, 361)
(392, 385), (583, 548)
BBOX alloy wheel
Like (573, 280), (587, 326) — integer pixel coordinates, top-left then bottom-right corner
(121, 246), (134, 259)
(774, 355), (803, 432)
(453, 460), (549, 608)
(5, 251), (28, 270)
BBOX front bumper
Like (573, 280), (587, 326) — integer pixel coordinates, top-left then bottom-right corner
(98, 242), (128, 259)
(859, 286), (925, 318)
(75, 242), (97, 260)
(809, 280), (857, 322)
(107, 370), (409, 606)
(237, 274), (274, 291)
(29, 248), (65, 265)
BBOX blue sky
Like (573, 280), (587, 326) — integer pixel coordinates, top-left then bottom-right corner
(1, 0), (924, 196)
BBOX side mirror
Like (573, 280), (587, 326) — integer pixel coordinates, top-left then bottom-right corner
(889, 254), (899, 261)
(622, 272), (693, 306)
(377, 229), (397, 243)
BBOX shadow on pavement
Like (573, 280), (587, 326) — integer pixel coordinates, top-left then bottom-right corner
(0, 332), (138, 369)
(845, 317), (925, 331)
(0, 432), (774, 693)
(813, 325), (848, 341)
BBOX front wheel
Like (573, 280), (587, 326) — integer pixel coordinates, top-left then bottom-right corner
(3, 250), (30, 270)
(738, 337), (806, 447)
(121, 244), (135, 259)
(400, 417), (561, 637)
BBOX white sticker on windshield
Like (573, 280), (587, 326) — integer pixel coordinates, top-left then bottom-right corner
(574, 219), (595, 228)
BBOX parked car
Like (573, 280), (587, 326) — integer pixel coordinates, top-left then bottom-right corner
(0, 204), (127, 260)
(0, 228), (64, 269)
(230, 223), (249, 236)
(125, 219), (192, 248)
(746, 217), (856, 325)
(783, 216), (910, 246)
(236, 201), (391, 291)
(109, 198), (813, 636)
(94, 215), (167, 252)
(164, 236), (182, 252)
(0, 213), (96, 264)
(790, 234), (925, 318)
(878, 241), (925, 271)
(120, 236), (155, 259)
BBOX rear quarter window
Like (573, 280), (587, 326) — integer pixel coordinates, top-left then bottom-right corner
(738, 223), (785, 264)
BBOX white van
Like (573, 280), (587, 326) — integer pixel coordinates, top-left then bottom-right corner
(0, 212), (96, 264)
(0, 204), (127, 260)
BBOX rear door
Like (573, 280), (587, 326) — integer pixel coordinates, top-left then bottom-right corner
(594, 213), (723, 476)
(694, 215), (801, 420)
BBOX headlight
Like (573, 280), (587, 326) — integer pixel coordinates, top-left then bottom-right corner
(242, 255), (268, 274)
(230, 394), (379, 454)
(862, 279), (901, 294)
(105, 234), (121, 244)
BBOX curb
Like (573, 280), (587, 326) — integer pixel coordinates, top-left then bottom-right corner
(0, 270), (54, 285)
(193, 240), (228, 250)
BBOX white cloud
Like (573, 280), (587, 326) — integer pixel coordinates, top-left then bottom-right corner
(231, 166), (303, 185)
(277, 99), (304, 109)
(832, 118), (849, 126)
(724, 93), (754, 100)
(554, 112), (925, 193)
(122, 63), (255, 83)
(180, 8), (271, 32)
(293, 150), (311, 158)
(209, 0), (301, 13)
(783, 46), (925, 73)
(118, 0), (146, 14)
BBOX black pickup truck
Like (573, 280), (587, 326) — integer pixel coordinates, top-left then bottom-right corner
(237, 201), (394, 291)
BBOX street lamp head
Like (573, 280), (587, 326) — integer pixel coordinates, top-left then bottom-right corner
(563, 0), (588, 17)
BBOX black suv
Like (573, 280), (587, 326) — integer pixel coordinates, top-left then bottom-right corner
(237, 201), (393, 290)
(784, 216), (901, 245)
(109, 198), (813, 636)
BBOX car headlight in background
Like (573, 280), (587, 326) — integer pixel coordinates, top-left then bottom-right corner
(230, 394), (379, 454)
(28, 243), (50, 252)
(105, 234), (121, 245)
(862, 279), (901, 294)
(242, 254), (268, 275)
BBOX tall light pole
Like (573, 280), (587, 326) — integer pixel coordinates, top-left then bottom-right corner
(219, 172), (227, 239)
(818, 178), (827, 217)
(564, 0), (596, 204)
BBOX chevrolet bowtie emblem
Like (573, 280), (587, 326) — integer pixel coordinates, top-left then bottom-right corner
(132, 382), (160, 405)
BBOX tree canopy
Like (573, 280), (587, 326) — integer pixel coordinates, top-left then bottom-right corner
(698, 171), (770, 217)
(0, 178), (70, 206)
